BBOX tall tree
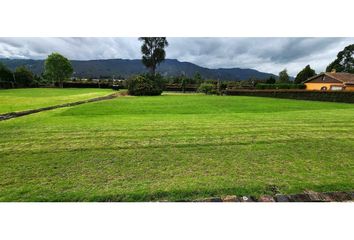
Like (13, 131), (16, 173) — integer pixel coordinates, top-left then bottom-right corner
(294, 65), (316, 84)
(44, 53), (73, 88)
(277, 69), (290, 83)
(193, 72), (203, 84)
(14, 66), (35, 87)
(0, 62), (14, 88)
(266, 76), (276, 84)
(326, 44), (354, 73)
(138, 37), (169, 75)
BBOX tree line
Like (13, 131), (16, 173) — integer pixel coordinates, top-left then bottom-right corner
(0, 53), (73, 89)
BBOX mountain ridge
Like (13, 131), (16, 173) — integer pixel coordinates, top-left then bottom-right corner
(0, 58), (277, 81)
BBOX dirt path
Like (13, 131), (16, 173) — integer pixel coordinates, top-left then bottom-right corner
(0, 92), (120, 121)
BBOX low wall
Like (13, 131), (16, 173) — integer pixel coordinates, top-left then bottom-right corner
(224, 89), (354, 103)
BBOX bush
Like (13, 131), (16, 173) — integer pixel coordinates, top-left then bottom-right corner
(14, 66), (35, 88)
(198, 83), (216, 94)
(0, 81), (14, 89)
(127, 73), (164, 96)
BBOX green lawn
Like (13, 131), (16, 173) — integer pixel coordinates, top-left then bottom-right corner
(0, 88), (114, 114)
(0, 93), (353, 201)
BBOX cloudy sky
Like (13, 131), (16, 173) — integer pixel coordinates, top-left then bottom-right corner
(0, 37), (352, 76)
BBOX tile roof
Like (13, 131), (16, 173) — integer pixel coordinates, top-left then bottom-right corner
(326, 72), (354, 84)
(305, 72), (354, 84)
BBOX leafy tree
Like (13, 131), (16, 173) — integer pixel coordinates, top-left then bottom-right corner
(44, 53), (73, 88)
(277, 69), (290, 83)
(14, 66), (35, 87)
(127, 73), (164, 96)
(138, 37), (169, 75)
(266, 76), (276, 84)
(326, 44), (354, 73)
(170, 75), (181, 84)
(0, 62), (14, 88)
(198, 83), (216, 95)
(193, 72), (203, 84)
(181, 76), (187, 93)
(294, 65), (316, 84)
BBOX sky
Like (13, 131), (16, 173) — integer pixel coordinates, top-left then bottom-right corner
(0, 37), (352, 76)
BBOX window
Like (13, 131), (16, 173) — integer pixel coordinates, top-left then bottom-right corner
(330, 85), (344, 91)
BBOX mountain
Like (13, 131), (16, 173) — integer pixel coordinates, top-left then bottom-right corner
(0, 58), (277, 80)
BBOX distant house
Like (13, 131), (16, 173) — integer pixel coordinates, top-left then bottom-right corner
(303, 71), (354, 91)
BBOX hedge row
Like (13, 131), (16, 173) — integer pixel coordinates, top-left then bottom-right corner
(0, 81), (41, 89)
(0, 81), (14, 89)
(56, 81), (123, 90)
(224, 90), (354, 103)
(256, 83), (306, 89)
(164, 84), (198, 92)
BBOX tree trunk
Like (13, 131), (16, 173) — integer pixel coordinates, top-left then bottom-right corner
(152, 65), (156, 76)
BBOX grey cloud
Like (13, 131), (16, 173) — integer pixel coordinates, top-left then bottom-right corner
(167, 37), (353, 75)
(0, 37), (353, 76)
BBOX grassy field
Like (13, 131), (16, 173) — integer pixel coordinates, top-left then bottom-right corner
(0, 93), (353, 201)
(0, 88), (114, 114)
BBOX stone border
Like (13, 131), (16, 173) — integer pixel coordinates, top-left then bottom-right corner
(0, 92), (119, 121)
(192, 191), (354, 202)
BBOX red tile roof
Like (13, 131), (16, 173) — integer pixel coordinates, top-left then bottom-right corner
(326, 72), (354, 84)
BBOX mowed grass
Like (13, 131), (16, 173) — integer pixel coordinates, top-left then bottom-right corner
(0, 88), (114, 114)
(0, 94), (353, 201)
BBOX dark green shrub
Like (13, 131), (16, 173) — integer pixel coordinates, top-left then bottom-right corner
(224, 90), (354, 103)
(256, 83), (305, 90)
(14, 66), (35, 88)
(127, 73), (164, 96)
(198, 83), (216, 94)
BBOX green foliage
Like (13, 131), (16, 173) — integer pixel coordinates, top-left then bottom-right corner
(193, 72), (203, 84)
(277, 69), (290, 83)
(225, 89), (354, 103)
(294, 65), (316, 84)
(326, 44), (354, 73)
(266, 76), (276, 84)
(181, 76), (187, 93)
(0, 63), (14, 88)
(169, 73), (203, 86)
(127, 73), (165, 96)
(44, 53), (73, 88)
(198, 83), (216, 94)
(14, 66), (35, 87)
(256, 83), (306, 89)
(138, 37), (169, 74)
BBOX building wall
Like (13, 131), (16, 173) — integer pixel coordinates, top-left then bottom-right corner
(305, 83), (354, 91)
(305, 83), (343, 91)
(345, 85), (354, 91)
